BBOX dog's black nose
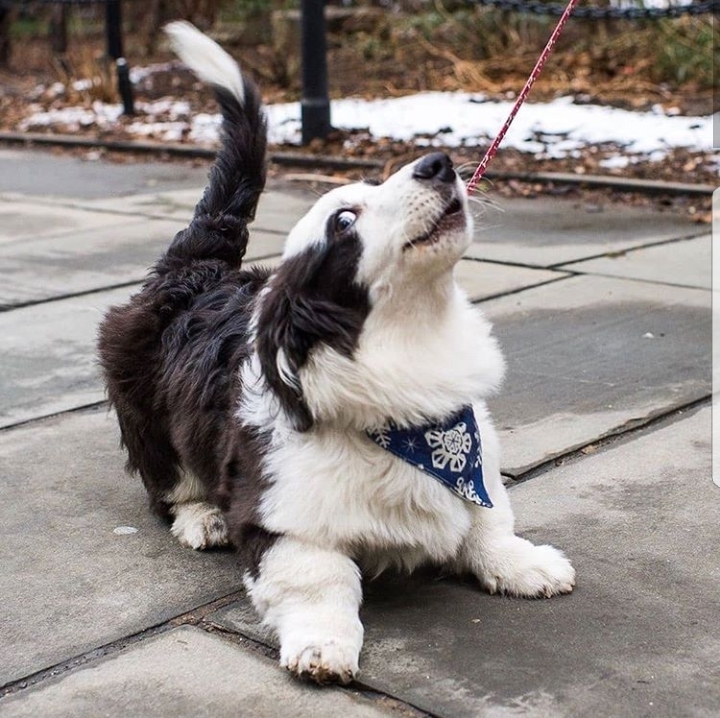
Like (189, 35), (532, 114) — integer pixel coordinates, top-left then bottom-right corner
(412, 152), (455, 184)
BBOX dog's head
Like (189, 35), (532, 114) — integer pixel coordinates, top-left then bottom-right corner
(254, 152), (477, 432)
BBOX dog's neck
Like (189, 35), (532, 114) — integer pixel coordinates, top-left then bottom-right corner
(368, 266), (457, 334)
(301, 275), (505, 431)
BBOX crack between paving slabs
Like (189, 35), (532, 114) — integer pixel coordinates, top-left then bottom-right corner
(0, 258), (570, 315)
(0, 280), (146, 313)
(0, 195), (294, 238)
(470, 272), (575, 305)
(548, 229), (709, 270)
(0, 196), (191, 230)
(199, 620), (440, 718)
(0, 247), (286, 313)
(542, 270), (711, 292)
(0, 400), (110, 434)
(506, 393), (711, 486)
(0, 588), (438, 718)
(0, 590), (247, 700)
(462, 255), (565, 271)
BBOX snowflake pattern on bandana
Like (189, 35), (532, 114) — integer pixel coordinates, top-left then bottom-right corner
(366, 406), (493, 508)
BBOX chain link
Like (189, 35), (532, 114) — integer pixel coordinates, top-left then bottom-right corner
(471, 0), (718, 19)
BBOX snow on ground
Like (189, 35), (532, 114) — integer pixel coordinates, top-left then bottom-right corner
(262, 93), (713, 158)
(19, 91), (715, 164)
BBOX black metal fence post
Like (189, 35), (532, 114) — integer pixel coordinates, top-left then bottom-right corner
(105, 0), (134, 115)
(300, 0), (331, 144)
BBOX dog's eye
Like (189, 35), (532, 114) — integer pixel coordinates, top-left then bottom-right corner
(334, 210), (357, 234)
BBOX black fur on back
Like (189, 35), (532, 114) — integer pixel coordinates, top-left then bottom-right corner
(98, 73), (268, 518)
(98, 65), (371, 566)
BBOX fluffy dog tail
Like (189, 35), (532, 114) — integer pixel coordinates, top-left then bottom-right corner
(162, 21), (267, 268)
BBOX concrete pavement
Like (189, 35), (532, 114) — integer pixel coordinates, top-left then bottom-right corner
(0, 148), (715, 717)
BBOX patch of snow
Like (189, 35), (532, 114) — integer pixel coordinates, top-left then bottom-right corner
(72, 79), (94, 92)
(129, 62), (177, 84)
(125, 120), (187, 142)
(648, 150), (668, 163)
(600, 156), (630, 169)
(20, 101), (123, 131)
(262, 94), (714, 158)
(17, 92), (716, 167)
(190, 112), (222, 144)
(611, 0), (678, 7)
(136, 99), (191, 120)
(48, 82), (66, 99)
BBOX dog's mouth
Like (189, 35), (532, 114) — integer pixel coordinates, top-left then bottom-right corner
(403, 196), (465, 250)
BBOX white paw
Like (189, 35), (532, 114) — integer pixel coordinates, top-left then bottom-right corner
(281, 638), (360, 685)
(170, 502), (229, 550)
(479, 539), (576, 598)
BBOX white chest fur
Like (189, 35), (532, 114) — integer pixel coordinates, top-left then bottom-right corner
(258, 426), (474, 568)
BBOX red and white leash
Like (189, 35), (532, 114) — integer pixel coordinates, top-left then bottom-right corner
(466, 0), (580, 195)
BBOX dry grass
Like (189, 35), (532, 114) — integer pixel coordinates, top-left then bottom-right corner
(320, 7), (715, 112)
(4, 1), (715, 116)
(52, 46), (116, 104)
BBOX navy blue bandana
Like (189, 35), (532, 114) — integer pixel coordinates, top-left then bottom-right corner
(366, 406), (493, 508)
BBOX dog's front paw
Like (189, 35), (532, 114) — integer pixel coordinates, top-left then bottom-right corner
(281, 639), (360, 685)
(479, 539), (576, 598)
(170, 502), (229, 550)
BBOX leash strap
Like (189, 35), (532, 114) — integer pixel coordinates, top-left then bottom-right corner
(466, 0), (580, 194)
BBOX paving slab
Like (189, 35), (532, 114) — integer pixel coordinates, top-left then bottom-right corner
(76, 186), (316, 235)
(0, 214), (285, 308)
(561, 234), (711, 289)
(79, 186), (204, 218)
(3, 272), (708, 471)
(0, 260), (559, 431)
(0, 218), (184, 308)
(0, 149), (309, 235)
(0, 148), (210, 199)
(0, 199), (128, 246)
(0, 627), (395, 718)
(467, 197), (702, 267)
(0, 410), (243, 688)
(0, 257), (282, 429)
(455, 259), (567, 302)
(0, 287), (133, 428)
(211, 406), (718, 718)
(482, 274), (710, 474)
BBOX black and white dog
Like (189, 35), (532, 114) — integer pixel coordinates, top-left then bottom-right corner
(99, 22), (575, 685)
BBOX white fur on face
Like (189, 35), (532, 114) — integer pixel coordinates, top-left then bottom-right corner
(271, 156), (500, 430)
(282, 157), (473, 294)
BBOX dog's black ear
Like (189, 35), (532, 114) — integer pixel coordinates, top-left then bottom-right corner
(255, 279), (318, 433)
(254, 240), (370, 432)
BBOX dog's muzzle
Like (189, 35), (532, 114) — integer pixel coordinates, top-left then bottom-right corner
(412, 152), (456, 185)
